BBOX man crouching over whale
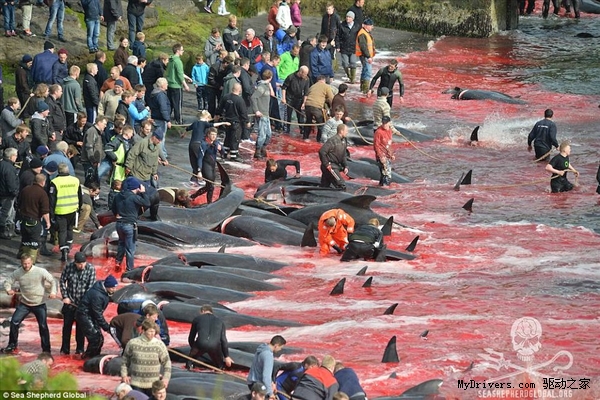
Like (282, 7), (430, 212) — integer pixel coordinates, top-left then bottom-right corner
(341, 218), (386, 262)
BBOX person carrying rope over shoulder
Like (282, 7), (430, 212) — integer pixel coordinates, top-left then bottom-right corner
(528, 108), (559, 162)
(318, 208), (355, 256)
(545, 141), (579, 193)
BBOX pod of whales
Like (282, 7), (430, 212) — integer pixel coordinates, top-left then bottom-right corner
(443, 87), (526, 104)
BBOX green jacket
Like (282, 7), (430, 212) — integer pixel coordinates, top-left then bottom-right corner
(166, 55), (185, 89)
(277, 51), (299, 81)
(62, 76), (85, 114)
(124, 136), (159, 181)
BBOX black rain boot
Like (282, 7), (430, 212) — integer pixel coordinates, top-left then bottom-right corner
(254, 147), (263, 159)
(261, 146), (268, 158)
(60, 248), (69, 262)
(39, 238), (53, 256)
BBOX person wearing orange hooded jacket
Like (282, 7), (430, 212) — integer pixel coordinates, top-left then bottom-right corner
(318, 208), (355, 256)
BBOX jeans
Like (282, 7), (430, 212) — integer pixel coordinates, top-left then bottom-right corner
(2, 4), (15, 31)
(360, 56), (372, 81)
(106, 21), (117, 50)
(44, 0), (65, 39)
(97, 158), (112, 180)
(85, 18), (100, 50)
(9, 303), (51, 352)
(127, 12), (145, 44)
(256, 116), (272, 148)
(61, 303), (85, 353)
(116, 221), (136, 271)
(85, 107), (97, 124)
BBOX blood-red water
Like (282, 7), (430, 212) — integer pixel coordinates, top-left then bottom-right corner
(6, 13), (600, 400)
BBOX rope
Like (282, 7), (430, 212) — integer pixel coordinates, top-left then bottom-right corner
(393, 129), (445, 163)
(532, 149), (554, 163)
(16, 95), (32, 119)
(253, 197), (288, 216)
(467, 175), (560, 190)
(349, 119), (373, 145)
(164, 163), (226, 188)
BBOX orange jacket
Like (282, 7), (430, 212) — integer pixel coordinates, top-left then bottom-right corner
(318, 209), (355, 254)
(355, 27), (375, 58)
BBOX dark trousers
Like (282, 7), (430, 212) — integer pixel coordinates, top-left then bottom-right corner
(19, 217), (42, 259)
(9, 303), (50, 352)
(551, 176), (574, 193)
(61, 303), (85, 353)
(206, 88), (219, 117)
(320, 164), (346, 189)
(56, 212), (75, 251)
(285, 98), (305, 134)
(77, 313), (104, 357)
(192, 162), (216, 203)
(224, 122), (242, 160)
(116, 221), (136, 271)
(65, 111), (77, 126)
(189, 142), (201, 175)
(304, 105), (325, 141)
(167, 87), (183, 124)
(189, 343), (224, 369)
(341, 241), (375, 261)
(196, 86), (208, 111)
(269, 97), (282, 131)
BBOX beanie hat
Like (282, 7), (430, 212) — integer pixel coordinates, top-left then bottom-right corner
(152, 130), (164, 141)
(45, 161), (58, 173)
(44, 40), (55, 50)
(29, 158), (43, 169)
(114, 79), (124, 87)
(382, 115), (391, 124)
(378, 87), (390, 96)
(36, 145), (50, 156)
(104, 275), (119, 288)
(37, 101), (49, 113)
(124, 176), (142, 191)
(346, 11), (355, 19)
(74, 252), (87, 263)
(58, 48), (68, 55)
(22, 54), (33, 63)
(363, 18), (374, 26)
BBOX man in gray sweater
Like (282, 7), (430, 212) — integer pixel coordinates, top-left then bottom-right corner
(250, 69), (274, 160)
(2, 254), (57, 354)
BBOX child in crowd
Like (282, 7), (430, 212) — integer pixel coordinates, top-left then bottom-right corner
(321, 106), (345, 143)
(191, 55), (209, 111)
(131, 32), (147, 58)
(107, 179), (122, 209)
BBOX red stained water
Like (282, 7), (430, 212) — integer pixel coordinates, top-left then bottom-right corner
(6, 14), (600, 400)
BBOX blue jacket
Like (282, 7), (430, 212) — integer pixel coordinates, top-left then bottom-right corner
(191, 63), (209, 86)
(128, 102), (149, 124)
(334, 367), (366, 398)
(112, 189), (151, 224)
(149, 88), (170, 122)
(81, 0), (102, 20)
(32, 50), (59, 85)
(52, 60), (68, 85)
(131, 40), (146, 58)
(310, 46), (334, 80)
(76, 280), (112, 331)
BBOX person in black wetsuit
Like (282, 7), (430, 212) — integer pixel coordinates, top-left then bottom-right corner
(596, 161), (600, 195)
(545, 141), (579, 193)
(527, 109), (559, 162)
(340, 218), (386, 262)
(264, 158), (300, 182)
(187, 304), (233, 370)
(190, 127), (224, 204)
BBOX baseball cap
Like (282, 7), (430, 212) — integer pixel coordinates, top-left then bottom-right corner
(378, 87), (390, 96)
(382, 115), (391, 124)
(251, 382), (268, 396)
(152, 130), (164, 141)
(364, 18), (374, 26)
(114, 79), (124, 87)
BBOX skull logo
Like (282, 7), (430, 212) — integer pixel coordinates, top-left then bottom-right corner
(510, 317), (542, 362)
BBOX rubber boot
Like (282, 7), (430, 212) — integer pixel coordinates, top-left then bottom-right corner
(254, 146), (263, 159)
(542, 2), (549, 18)
(261, 146), (268, 158)
(343, 67), (350, 81)
(349, 68), (356, 84)
(360, 80), (369, 94)
(60, 248), (69, 262)
(39, 238), (53, 256)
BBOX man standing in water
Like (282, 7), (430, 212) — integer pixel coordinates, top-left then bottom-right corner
(546, 141), (579, 193)
(527, 109), (558, 162)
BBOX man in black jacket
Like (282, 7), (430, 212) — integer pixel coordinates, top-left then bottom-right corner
(0, 148), (20, 239)
(83, 63), (100, 123)
(341, 218), (386, 262)
(187, 305), (233, 370)
(142, 53), (168, 103)
(318, 124), (348, 189)
(281, 66), (310, 135)
(63, 112), (92, 168)
(217, 82), (248, 161)
(46, 84), (66, 150)
(76, 275), (119, 359)
(337, 11), (360, 84)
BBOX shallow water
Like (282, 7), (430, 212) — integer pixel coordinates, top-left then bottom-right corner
(2, 10), (600, 400)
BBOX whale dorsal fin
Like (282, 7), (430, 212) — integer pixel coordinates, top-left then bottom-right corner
(338, 195), (377, 209)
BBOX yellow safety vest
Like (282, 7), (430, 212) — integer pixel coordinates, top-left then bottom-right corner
(52, 175), (80, 215)
(111, 141), (127, 183)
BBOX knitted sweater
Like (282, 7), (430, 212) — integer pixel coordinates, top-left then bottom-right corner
(121, 335), (172, 389)
(3, 266), (57, 306)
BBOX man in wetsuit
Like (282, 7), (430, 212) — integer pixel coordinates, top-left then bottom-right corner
(527, 109), (558, 162)
(545, 141), (579, 193)
(264, 158), (300, 182)
(187, 304), (233, 370)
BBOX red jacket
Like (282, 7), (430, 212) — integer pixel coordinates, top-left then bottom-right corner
(239, 37), (264, 65)
(374, 125), (394, 160)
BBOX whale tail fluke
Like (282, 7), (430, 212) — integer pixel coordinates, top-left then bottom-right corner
(330, 278), (346, 295)
(463, 198), (474, 212)
(356, 266), (368, 276)
(454, 172), (465, 191)
(362, 277), (373, 288)
(383, 303), (398, 315)
(301, 223), (317, 247)
(461, 169), (472, 185)
(382, 335), (400, 363)
(405, 236), (419, 252)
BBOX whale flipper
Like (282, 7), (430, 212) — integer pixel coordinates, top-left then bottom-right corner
(463, 198), (474, 212)
(384, 303), (398, 315)
(356, 266), (368, 276)
(461, 170), (472, 185)
(405, 236), (419, 252)
(362, 277), (373, 288)
(330, 278), (346, 295)
(382, 336), (400, 363)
